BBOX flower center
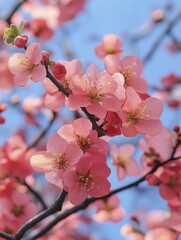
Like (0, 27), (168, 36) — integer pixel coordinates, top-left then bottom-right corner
(77, 172), (94, 191)
(77, 136), (91, 152)
(105, 45), (116, 54)
(127, 105), (146, 123)
(54, 154), (69, 169)
(17, 56), (35, 72)
(12, 204), (24, 217)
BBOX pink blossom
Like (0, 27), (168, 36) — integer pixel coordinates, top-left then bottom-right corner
(30, 133), (83, 188)
(95, 34), (123, 59)
(120, 87), (163, 136)
(93, 195), (125, 222)
(104, 55), (148, 93)
(144, 227), (177, 240)
(110, 144), (140, 180)
(57, 118), (108, 157)
(103, 111), (122, 136)
(63, 155), (111, 205)
(8, 43), (46, 86)
(69, 64), (124, 118)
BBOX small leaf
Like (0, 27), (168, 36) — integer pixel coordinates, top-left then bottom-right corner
(10, 24), (19, 37)
(18, 21), (24, 34)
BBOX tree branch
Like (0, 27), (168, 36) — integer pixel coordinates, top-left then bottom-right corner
(142, 9), (181, 64)
(28, 140), (181, 240)
(13, 190), (67, 240)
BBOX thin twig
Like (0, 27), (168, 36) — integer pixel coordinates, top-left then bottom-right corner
(27, 112), (57, 150)
(142, 9), (181, 64)
(16, 178), (47, 210)
(6, 0), (28, 25)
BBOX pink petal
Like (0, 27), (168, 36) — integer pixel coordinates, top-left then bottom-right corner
(68, 94), (90, 108)
(63, 170), (77, 188)
(64, 144), (83, 165)
(104, 55), (120, 74)
(123, 87), (142, 111)
(89, 177), (111, 198)
(117, 167), (126, 180)
(121, 56), (143, 77)
(44, 92), (65, 111)
(144, 97), (163, 119)
(159, 184), (176, 200)
(101, 94), (121, 112)
(30, 151), (54, 172)
(136, 119), (163, 136)
(13, 72), (30, 86)
(43, 78), (58, 94)
(45, 171), (63, 188)
(125, 159), (140, 176)
(68, 185), (87, 205)
(128, 77), (148, 93)
(87, 102), (107, 118)
(25, 43), (42, 64)
(103, 34), (122, 50)
(86, 64), (100, 80)
(122, 122), (137, 137)
(8, 53), (26, 74)
(47, 133), (68, 156)
(57, 124), (76, 143)
(73, 118), (92, 136)
(110, 208), (125, 222)
(95, 45), (107, 59)
(31, 64), (46, 82)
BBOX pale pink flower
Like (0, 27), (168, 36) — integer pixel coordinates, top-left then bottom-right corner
(8, 43), (46, 86)
(110, 144), (140, 180)
(93, 195), (125, 222)
(30, 133), (83, 188)
(104, 55), (148, 93)
(144, 227), (177, 240)
(120, 87), (163, 136)
(69, 64), (124, 118)
(63, 155), (111, 205)
(57, 118), (108, 157)
(95, 34), (123, 59)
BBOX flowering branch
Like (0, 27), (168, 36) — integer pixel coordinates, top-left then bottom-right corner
(45, 67), (105, 137)
(27, 138), (181, 239)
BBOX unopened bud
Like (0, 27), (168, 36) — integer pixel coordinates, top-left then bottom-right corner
(50, 62), (67, 81)
(173, 125), (180, 133)
(14, 35), (28, 48)
(41, 51), (50, 66)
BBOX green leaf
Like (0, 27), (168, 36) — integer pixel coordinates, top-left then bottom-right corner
(10, 24), (19, 37)
(18, 21), (24, 34)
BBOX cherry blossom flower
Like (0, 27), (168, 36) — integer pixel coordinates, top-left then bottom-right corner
(95, 33), (123, 59)
(120, 87), (163, 136)
(30, 133), (83, 188)
(93, 195), (125, 222)
(63, 155), (111, 205)
(110, 144), (140, 180)
(8, 43), (46, 86)
(144, 227), (177, 240)
(57, 118), (108, 157)
(104, 55), (148, 93)
(69, 64), (124, 118)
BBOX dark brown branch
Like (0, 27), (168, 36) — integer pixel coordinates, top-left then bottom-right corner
(13, 190), (67, 240)
(28, 141), (181, 240)
(142, 9), (181, 64)
(0, 232), (14, 240)
(27, 111), (57, 150)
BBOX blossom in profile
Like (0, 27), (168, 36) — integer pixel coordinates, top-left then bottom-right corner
(110, 144), (140, 180)
(95, 33), (123, 59)
(120, 87), (163, 136)
(104, 55), (148, 93)
(8, 43), (46, 86)
(144, 227), (177, 240)
(63, 155), (111, 205)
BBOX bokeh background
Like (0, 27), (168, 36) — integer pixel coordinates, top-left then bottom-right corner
(1, 0), (181, 239)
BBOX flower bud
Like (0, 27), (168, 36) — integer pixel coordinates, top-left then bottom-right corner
(14, 35), (28, 48)
(41, 51), (50, 66)
(50, 62), (67, 81)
